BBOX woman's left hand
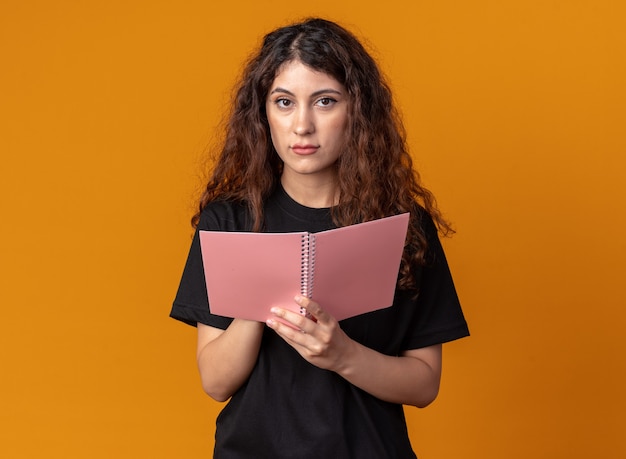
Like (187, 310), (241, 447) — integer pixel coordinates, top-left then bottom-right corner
(266, 295), (354, 373)
(267, 295), (442, 407)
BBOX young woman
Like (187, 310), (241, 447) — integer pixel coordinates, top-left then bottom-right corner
(171, 17), (469, 459)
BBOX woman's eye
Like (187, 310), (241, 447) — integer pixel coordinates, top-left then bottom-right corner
(316, 97), (336, 107)
(276, 98), (292, 108)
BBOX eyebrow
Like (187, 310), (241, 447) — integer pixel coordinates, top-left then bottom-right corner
(269, 87), (344, 98)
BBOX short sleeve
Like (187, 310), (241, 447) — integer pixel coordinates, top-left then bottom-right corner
(169, 203), (249, 329)
(399, 212), (470, 350)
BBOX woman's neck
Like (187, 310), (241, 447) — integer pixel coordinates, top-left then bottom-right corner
(280, 173), (338, 209)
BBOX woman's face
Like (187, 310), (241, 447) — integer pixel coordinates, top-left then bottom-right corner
(266, 60), (348, 187)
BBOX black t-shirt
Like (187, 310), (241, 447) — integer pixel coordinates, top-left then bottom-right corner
(171, 185), (469, 459)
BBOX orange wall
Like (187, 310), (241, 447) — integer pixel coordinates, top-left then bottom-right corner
(1, 1), (624, 457)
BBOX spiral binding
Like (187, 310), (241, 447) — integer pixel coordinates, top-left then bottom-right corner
(300, 233), (316, 314)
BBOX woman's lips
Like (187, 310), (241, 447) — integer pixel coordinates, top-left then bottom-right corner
(291, 144), (319, 155)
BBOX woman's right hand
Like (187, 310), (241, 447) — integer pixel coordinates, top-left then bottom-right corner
(196, 319), (264, 402)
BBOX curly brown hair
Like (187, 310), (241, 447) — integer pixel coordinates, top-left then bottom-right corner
(194, 17), (453, 290)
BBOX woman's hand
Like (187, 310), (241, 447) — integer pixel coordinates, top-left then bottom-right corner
(267, 295), (442, 407)
(266, 295), (355, 373)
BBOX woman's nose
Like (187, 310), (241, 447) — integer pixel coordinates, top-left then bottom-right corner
(293, 107), (315, 135)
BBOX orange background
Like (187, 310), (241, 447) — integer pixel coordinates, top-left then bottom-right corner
(1, 1), (624, 457)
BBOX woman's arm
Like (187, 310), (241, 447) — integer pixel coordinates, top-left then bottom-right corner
(196, 320), (265, 402)
(266, 296), (442, 407)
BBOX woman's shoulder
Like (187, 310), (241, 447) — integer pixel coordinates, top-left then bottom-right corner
(197, 198), (252, 232)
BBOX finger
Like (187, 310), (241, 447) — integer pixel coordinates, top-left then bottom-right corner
(269, 306), (310, 332)
(294, 295), (327, 323)
(266, 315), (309, 344)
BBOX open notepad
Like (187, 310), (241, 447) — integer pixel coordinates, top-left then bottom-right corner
(199, 213), (409, 322)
